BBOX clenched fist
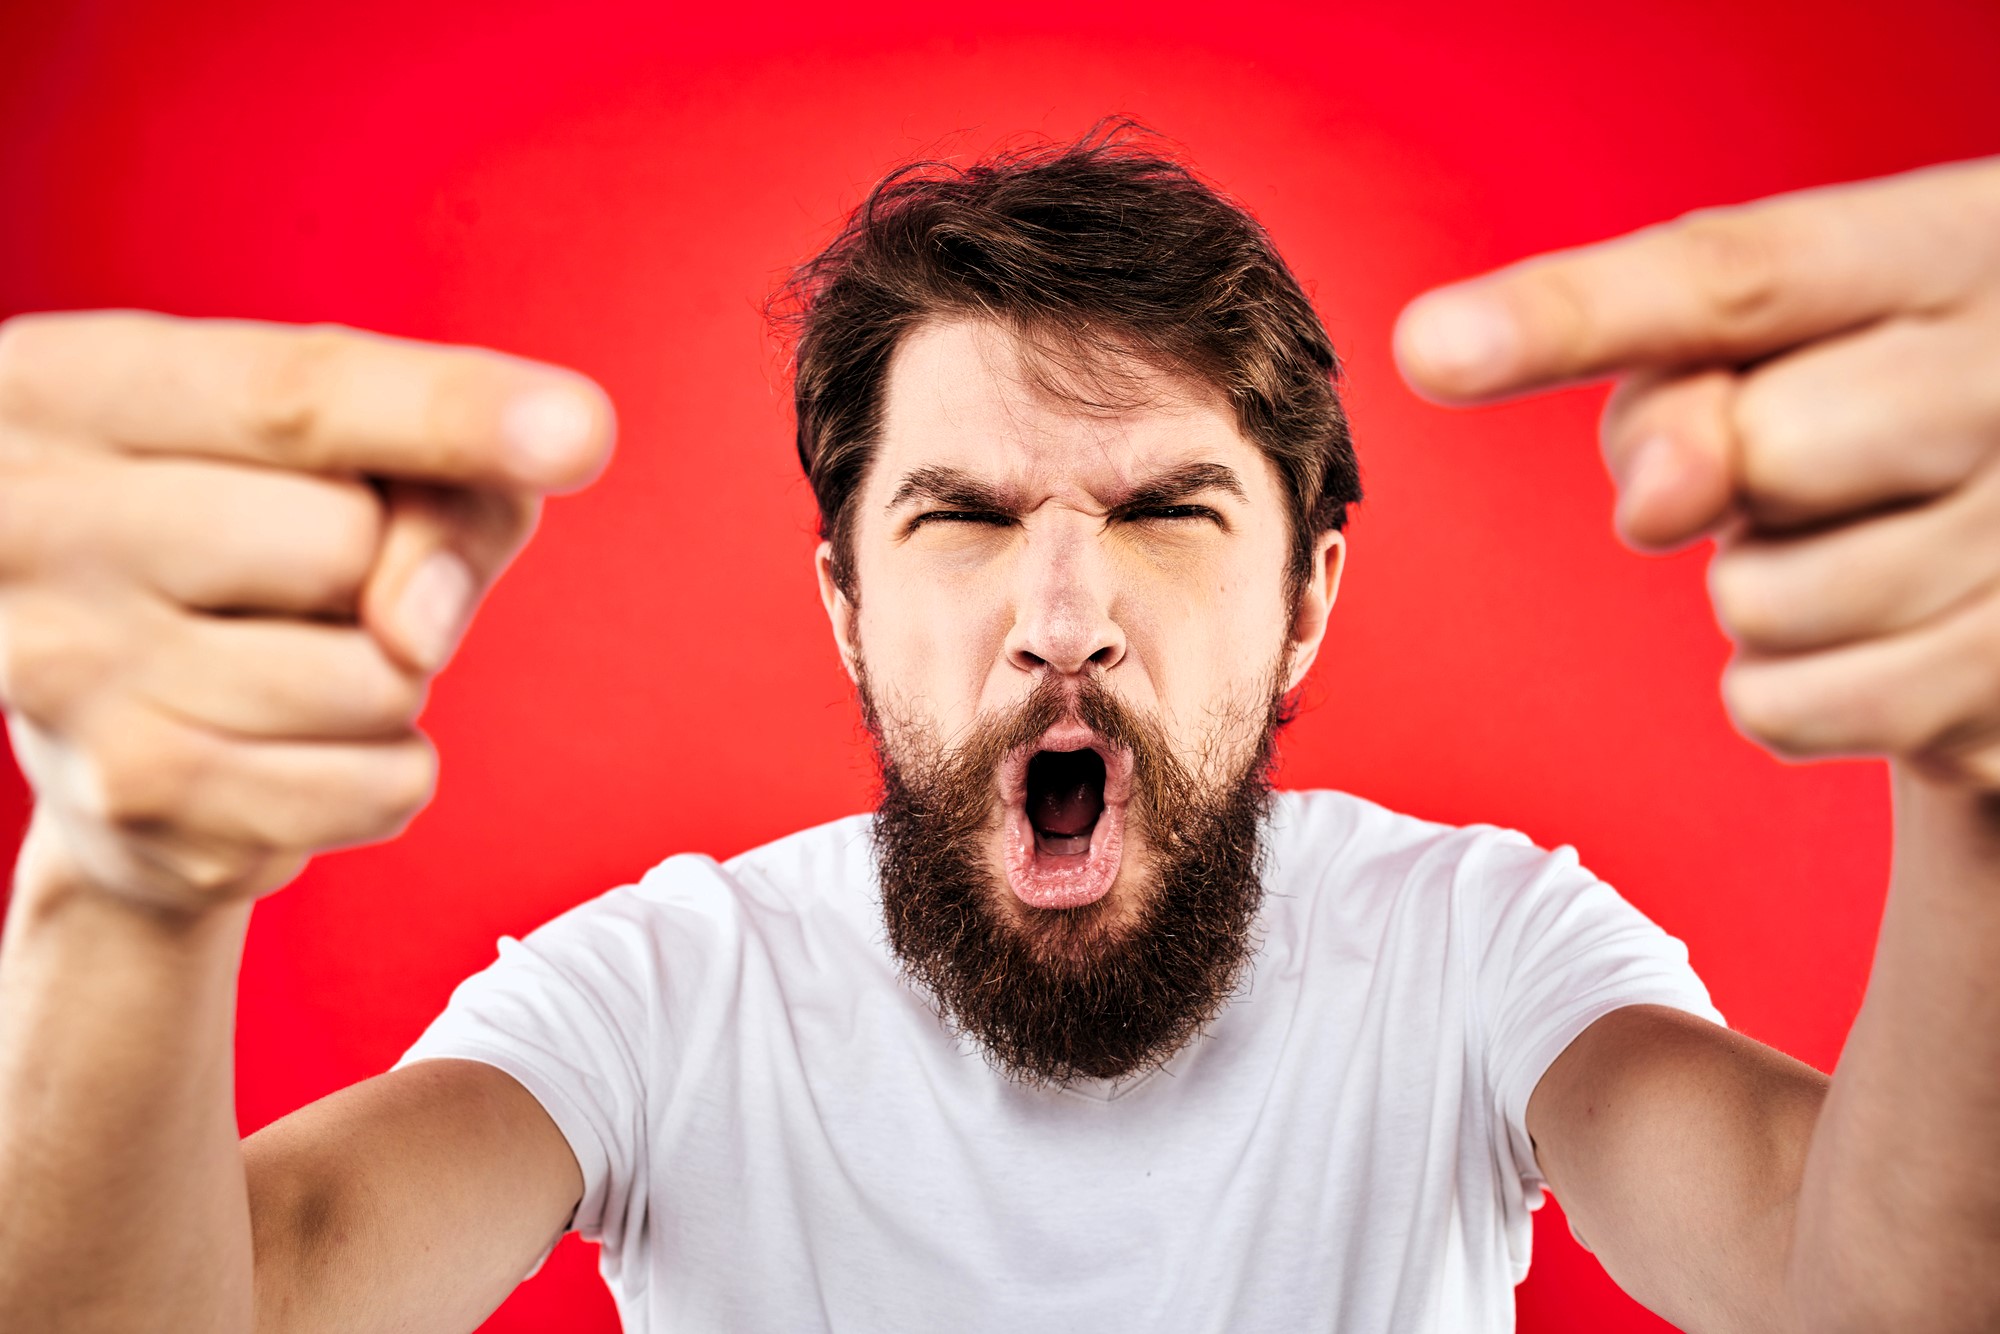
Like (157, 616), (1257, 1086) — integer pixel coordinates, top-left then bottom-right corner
(1396, 157), (2000, 787)
(0, 312), (613, 911)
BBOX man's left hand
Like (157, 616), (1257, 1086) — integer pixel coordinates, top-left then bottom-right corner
(1395, 157), (2000, 786)
(1400, 157), (2000, 1334)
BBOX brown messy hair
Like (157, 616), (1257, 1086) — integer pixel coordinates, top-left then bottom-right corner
(771, 120), (1361, 601)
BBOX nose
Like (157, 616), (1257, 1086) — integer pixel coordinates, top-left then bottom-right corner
(1003, 518), (1126, 677)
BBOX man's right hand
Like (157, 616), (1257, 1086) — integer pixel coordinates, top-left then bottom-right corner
(0, 311), (613, 1333)
(0, 310), (613, 914)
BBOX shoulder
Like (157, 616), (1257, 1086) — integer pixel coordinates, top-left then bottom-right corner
(499, 812), (878, 978)
(719, 812), (878, 913)
(1262, 789), (1631, 972)
(1266, 787), (1557, 902)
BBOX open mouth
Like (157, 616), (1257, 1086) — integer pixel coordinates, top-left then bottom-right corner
(1027, 748), (1105, 855)
(998, 722), (1133, 910)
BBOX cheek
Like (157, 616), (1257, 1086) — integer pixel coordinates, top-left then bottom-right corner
(1130, 540), (1292, 741)
(1117, 543), (1290, 674)
(856, 564), (1014, 701)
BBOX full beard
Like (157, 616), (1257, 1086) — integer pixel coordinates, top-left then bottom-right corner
(866, 667), (1286, 1088)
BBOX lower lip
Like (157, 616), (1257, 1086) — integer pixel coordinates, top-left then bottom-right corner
(1002, 800), (1125, 909)
(997, 737), (1131, 910)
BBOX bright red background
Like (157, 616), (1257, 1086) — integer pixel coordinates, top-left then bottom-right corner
(3, 2), (1996, 1329)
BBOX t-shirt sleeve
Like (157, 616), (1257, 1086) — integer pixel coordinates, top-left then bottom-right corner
(1470, 834), (1725, 1240)
(395, 883), (667, 1253)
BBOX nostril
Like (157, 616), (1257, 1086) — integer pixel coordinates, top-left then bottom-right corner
(1005, 604), (1124, 674)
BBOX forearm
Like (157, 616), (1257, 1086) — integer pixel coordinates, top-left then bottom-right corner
(1789, 765), (2000, 1333)
(0, 810), (257, 1333)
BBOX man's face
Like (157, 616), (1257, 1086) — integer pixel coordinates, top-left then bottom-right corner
(818, 319), (1343, 1083)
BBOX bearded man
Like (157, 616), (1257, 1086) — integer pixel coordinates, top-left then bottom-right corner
(3, 129), (2000, 1333)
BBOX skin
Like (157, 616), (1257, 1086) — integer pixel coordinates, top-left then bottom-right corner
(0, 155), (1994, 1332)
(0, 314), (613, 1332)
(816, 320), (1343, 929)
(1401, 156), (2000, 1332)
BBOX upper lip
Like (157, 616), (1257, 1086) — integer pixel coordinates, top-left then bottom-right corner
(998, 722), (1135, 808)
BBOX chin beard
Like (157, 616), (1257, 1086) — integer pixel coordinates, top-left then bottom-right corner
(866, 667), (1286, 1088)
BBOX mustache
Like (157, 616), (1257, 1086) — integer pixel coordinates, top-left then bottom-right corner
(865, 670), (1191, 814)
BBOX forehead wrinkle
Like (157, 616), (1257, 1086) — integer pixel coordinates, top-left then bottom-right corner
(878, 319), (1264, 517)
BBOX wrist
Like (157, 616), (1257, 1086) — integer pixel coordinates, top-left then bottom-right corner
(5, 809), (254, 949)
(1886, 762), (2000, 924)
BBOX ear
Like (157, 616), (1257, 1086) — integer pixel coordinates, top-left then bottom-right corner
(1282, 529), (1346, 693)
(815, 539), (860, 685)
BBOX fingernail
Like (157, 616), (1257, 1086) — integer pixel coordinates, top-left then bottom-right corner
(1403, 293), (1518, 385)
(502, 386), (596, 483)
(396, 551), (476, 670)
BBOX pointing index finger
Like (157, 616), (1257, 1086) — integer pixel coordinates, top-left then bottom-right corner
(0, 312), (616, 491)
(1393, 157), (2000, 404)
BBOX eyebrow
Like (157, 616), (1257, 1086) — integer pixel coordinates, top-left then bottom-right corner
(887, 465), (1013, 512)
(885, 461), (1248, 514)
(1112, 462), (1248, 512)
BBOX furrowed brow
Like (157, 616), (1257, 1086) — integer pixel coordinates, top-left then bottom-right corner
(886, 465), (1015, 513)
(1112, 462), (1249, 511)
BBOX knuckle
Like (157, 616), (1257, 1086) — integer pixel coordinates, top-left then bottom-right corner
(1706, 550), (1775, 645)
(348, 652), (428, 731)
(418, 359), (490, 472)
(0, 595), (113, 723)
(283, 560), (359, 618)
(380, 672), (430, 728)
(323, 476), (388, 553)
(1730, 375), (1814, 494)
(1526, 267), (1597, 369)
(1675, 210), (1788, 327)
(240, 324), (350, 465)
(1906, 605), (2000, 763)
(1934, 165), (2000, 273)
(1720, 656), (1857, 759)
(285, 480), (385, 606)
(1719, 661), (1797, 753)
(370, 736), (439, 836)
(0, 473), (34, 576)
(85, 720), (207, 829)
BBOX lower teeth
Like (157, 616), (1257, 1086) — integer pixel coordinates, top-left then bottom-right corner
(1035, 830), (1092, 856)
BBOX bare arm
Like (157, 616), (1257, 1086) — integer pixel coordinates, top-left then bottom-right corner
(1790, 771), (2000, 1331)
(246, 1060), (581, 1332)
(1401, 158), (2000, 1330)
(1525, 1007), (1826, 1332)
(0, 312), (612, 1331)
(0, 840), (584, 1334)
(1525, 772), (2000, 1334)
(0, 828), (256, 1331)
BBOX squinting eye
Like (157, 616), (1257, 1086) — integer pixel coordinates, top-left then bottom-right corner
(1128, 505), (1221, 523)
(909, 510), (1012, 531)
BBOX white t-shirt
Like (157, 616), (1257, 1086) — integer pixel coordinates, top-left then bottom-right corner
(399, 788), (1722, 1332)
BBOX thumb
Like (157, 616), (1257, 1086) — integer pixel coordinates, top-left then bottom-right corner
(360, 482), (543, 672)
